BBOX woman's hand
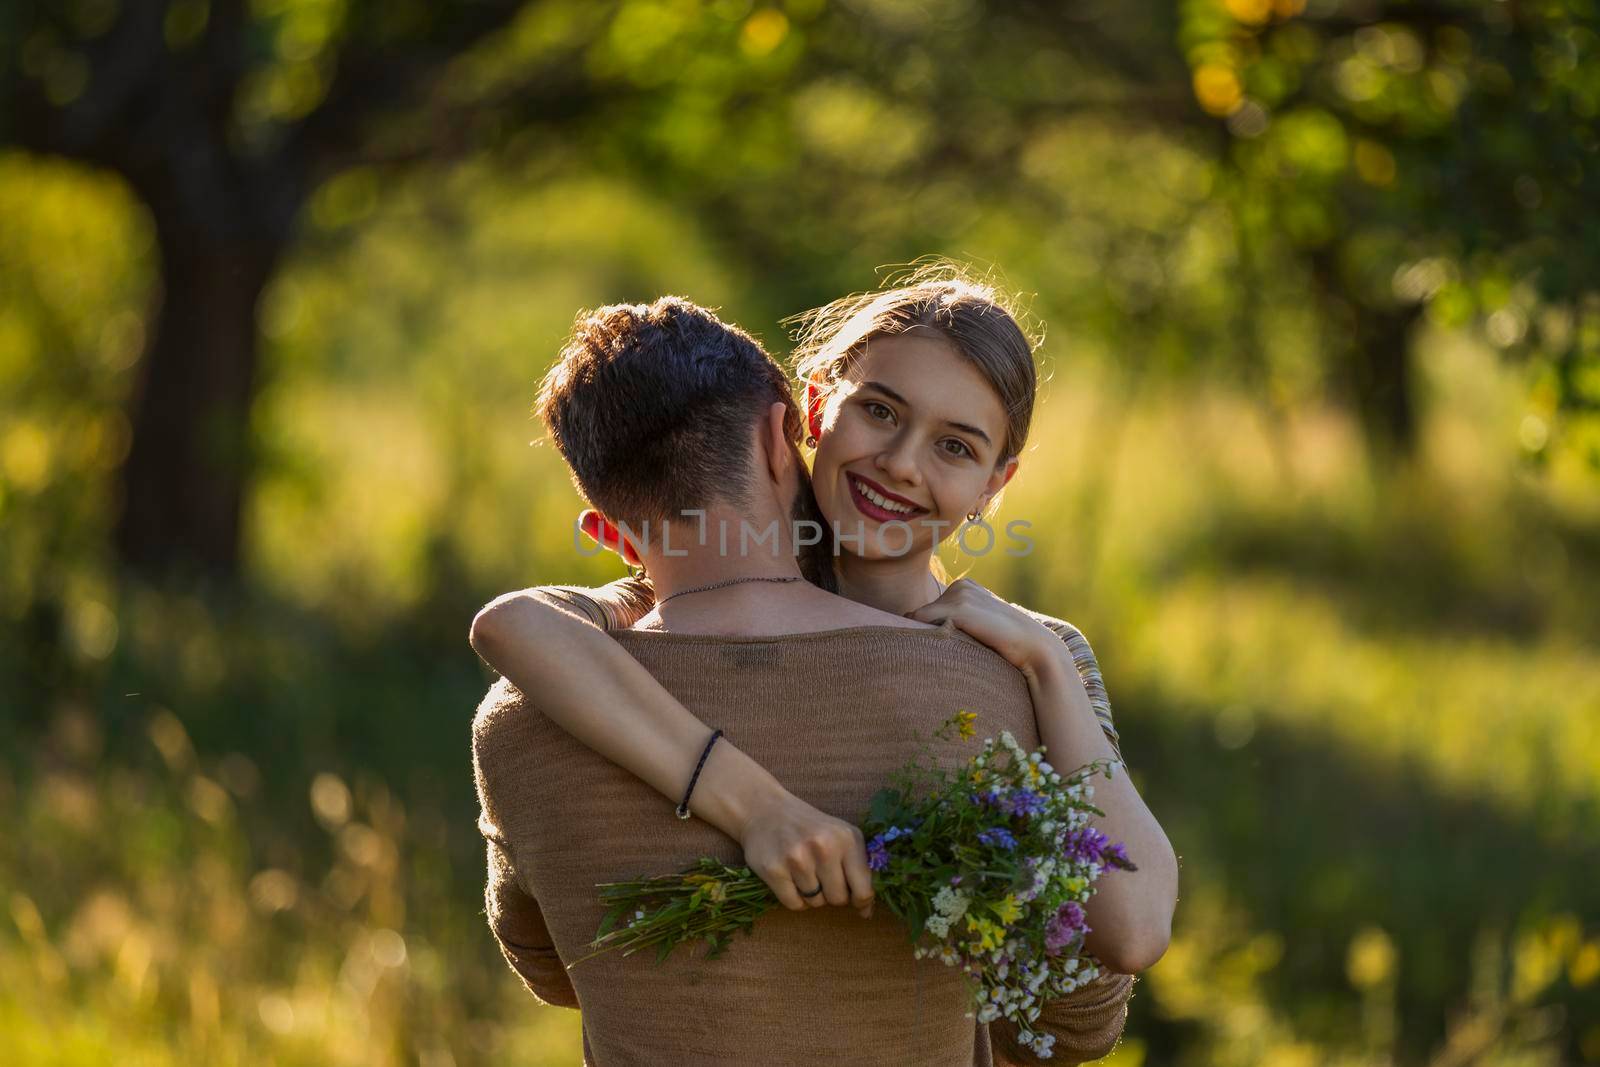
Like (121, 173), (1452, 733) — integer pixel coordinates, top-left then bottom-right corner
(904, 578), (1059, 678)
(738, 790), (876, 919)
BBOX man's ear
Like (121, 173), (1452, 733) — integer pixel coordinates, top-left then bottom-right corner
(761, 401), (794, 487)
(578, 508), (644, 568)
(804, 378), (825, 443)
(973, 456), (1020, 516)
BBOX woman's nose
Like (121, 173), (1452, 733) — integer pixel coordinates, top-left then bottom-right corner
(875, 441), (922, 488)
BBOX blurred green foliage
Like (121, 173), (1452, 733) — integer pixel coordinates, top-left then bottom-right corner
(1180, 0), (1600, 454)
(3, 1), (1600, 1065)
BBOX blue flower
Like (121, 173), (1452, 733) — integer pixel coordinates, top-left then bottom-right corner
(1005, 789), (1046, 817)
(867, 834), (891, 872)
(977, 827), (1018, 850)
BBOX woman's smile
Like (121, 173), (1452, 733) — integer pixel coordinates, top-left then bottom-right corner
(810, 332), (1014, 559)
(845, 471), (930, 523)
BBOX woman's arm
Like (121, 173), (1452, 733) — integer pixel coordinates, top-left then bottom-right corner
(469, 585), (878, 916)
(907, 580), (1178, 975)
(1034, 616), (1124, 765)
(535, 575), (658, 630)
(1024, 639), (1176, 973)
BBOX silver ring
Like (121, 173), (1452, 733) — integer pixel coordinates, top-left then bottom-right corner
(799, 882), (824, 898)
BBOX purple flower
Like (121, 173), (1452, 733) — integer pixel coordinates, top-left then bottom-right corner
(977, 827), (1018, 850)
(1044, 902), (1091, 956)
(1005, 789), (1047, 817)
(1061, 827), (1110, 864)
(866, 825), (917, 872)
(950, 875), (963, 886)
(1102, 842), (1137, 871)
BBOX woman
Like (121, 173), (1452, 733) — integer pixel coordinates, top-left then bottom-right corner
(470, 267), (1177, 976)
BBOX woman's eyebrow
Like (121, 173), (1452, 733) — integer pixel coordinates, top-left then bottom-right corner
(860, 380), (910, 406)
(861, 380), (993, 447)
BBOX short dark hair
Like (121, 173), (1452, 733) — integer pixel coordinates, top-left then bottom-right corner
(535, 297), (802, 528)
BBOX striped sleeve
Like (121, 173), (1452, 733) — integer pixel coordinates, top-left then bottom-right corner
(1024, 611), (1124, 766)
(988, 971), (1134, 1065)
(536, 576), (656, 632)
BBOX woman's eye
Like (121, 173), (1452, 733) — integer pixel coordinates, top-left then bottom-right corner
(864, 401), (894, 421)
(941, 439), (974, 459)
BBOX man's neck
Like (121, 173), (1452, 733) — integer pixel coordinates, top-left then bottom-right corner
(639, 504), (804, 604)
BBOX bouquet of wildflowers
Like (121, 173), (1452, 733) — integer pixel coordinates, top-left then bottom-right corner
(569, 711), (1134, 1060)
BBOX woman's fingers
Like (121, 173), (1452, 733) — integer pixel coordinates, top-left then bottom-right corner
(781, 844), (832, 910)
(841, 833), (877, 919)
(904, 578), (976, 624)
(738, 795), (880, 916)
(756, 864), (808, 912)
(807, 854), (851, 908)
(786, 842), (838, 909)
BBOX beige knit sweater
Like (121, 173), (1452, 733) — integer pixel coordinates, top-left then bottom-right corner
(472, 620), (1134, 1065)
(540, 577), (1126, 765)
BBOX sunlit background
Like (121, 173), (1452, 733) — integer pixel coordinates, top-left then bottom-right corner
(3, 1), (1599, 1064)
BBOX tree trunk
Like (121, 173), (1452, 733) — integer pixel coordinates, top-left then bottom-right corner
(1344, 303), (1423, 458)
(112, 210), (283, 580)
(1310, 250), (1423, 458)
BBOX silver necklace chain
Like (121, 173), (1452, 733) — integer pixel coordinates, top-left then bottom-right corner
(656, 574), (804, 605)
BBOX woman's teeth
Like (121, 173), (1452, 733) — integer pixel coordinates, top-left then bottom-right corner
(856, 478), (917, 514)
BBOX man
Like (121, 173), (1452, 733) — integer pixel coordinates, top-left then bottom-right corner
(471, 297), (1133, 1064)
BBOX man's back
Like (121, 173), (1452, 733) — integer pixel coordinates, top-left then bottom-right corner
(472, 620), (1046, 1065)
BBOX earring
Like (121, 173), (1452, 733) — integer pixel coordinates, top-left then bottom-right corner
(805, 434), (818, 448)
(966, 508), (981, 523)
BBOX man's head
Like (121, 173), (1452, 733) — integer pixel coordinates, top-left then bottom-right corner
(536, 297), (828, 580)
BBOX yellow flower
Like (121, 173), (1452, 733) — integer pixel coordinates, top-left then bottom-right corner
(966, 915), (1004, 952)
(993, 894), (1023, 926)
(955, 710), (978, 740)
(685, 872), (728, 903)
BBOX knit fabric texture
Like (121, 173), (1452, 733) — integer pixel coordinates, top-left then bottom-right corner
(473, 619), (1134, 1065)
(539, 576), (1125, 765)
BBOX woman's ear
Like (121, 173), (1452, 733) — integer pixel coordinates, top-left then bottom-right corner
(804, 378), (825, 443)
(579, 508), (644, 568)
(974, 456), (1020, 515)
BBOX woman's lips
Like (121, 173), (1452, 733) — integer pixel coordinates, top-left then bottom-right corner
(845, 472), (929, 524)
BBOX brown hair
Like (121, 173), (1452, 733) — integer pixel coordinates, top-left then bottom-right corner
(788, 262), (1040, 465)
(535, 296), (801, 528)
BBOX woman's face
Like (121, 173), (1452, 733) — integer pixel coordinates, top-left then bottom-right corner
(808, 330), (1019, 561)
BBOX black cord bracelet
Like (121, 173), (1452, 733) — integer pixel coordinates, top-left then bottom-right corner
(675, 728), (724, 820)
